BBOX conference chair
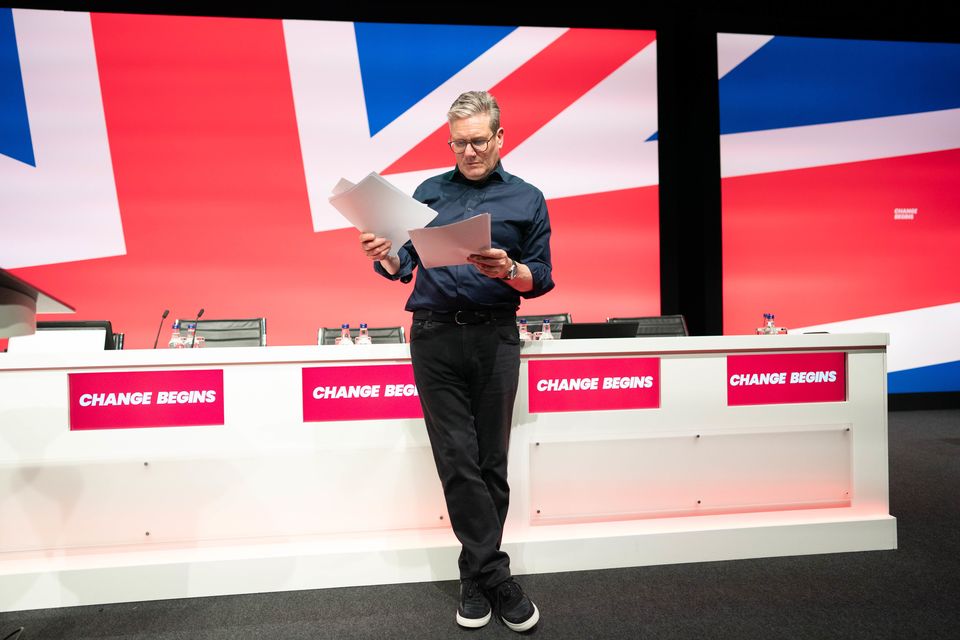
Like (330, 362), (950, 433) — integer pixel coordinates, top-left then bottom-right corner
(606, 315), (689, 337)
(180, 318), (267, 347)
(520, 313), (573, 333)
(318, 325), (406, 345)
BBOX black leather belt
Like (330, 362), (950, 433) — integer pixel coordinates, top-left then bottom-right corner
(413, 309), (517, 325)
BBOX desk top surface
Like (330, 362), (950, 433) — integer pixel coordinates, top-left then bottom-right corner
(0, 333), (889, 372)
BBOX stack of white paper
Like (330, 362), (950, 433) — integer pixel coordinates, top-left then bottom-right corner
(328, 172), (435, 258)
(329, 172), (492, 268)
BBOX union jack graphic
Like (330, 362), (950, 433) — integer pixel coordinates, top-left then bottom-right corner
(719, 34), (960, 392)
(1, 8), (660, 348)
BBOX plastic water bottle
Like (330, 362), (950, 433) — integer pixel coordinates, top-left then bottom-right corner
(757, 313), (769, 335)
(185, 322), (197, 347)
(338, 323), (353, 345)
(355, 323), (372, 345)
(167, 321), (184, 348)
(757, 313), (779, 335)
(539, 318), (554, 340)
(518, 318), (532, 341)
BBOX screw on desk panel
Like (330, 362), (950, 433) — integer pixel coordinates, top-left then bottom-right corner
(696, 500), (702, 505)
(695, 434), (701, 439)
(145, 531), (150, 536)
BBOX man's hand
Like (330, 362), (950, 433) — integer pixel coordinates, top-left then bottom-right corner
(360, 232), (399, 274)
(360, 232), (391, 261)
(468, 248), (511, 279)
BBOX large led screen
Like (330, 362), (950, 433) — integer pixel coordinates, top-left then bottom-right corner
(1, 9), (660, 348)
(719, 34), (960, 393)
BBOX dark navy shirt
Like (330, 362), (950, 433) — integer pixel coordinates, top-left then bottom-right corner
(374, 163), (554, 312)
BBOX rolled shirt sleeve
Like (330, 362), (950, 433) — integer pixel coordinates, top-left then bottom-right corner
(373, 241), (417, 284)
(517, 190), (554, 299)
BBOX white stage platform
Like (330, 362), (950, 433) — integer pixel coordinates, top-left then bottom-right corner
(0, 334), (896, 611)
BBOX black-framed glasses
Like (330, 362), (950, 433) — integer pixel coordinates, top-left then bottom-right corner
(447, 133), (496, 153)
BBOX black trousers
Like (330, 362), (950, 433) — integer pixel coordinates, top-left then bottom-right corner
(409, 315), (521, 589)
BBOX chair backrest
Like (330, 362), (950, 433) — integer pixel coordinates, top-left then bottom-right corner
(318, 326), (406, 345)
(520, 313), (573, 332)
(179, 318), (267, 347)
(607, 315), (689, 337)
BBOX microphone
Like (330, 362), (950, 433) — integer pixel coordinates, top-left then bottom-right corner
(152, 309), (170, 349)
(189, 308), (204, 348)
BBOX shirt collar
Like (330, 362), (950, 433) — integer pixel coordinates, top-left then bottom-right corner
(450, 162), (509, 186)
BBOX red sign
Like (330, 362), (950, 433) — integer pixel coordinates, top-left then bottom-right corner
(69, 370), (224, 430)
(727, 352), (847, 406)
(302, 364), (423, 422)
(528, 357), (660, 414)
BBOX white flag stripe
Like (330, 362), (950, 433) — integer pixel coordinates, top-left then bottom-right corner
(717, 33), (775, 79)
(721, 108), (960, 178)
(284, 20), (369, 234)
(505, 43), (659, 199)
(793, 302), (960, 372)
(378, 169), (445, 199)
(1, 9), (124, 269)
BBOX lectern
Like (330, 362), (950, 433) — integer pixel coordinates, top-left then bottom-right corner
(0, 268), (74, 338)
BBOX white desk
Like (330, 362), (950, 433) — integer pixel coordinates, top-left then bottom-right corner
(0, 334), (895, 611)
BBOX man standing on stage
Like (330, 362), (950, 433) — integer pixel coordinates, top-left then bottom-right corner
(359, 90), (554, 632)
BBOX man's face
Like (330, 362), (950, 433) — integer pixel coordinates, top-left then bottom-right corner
(449, 113), (503, 182)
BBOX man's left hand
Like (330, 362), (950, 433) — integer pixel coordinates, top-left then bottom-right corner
(468, 248), (511, 279)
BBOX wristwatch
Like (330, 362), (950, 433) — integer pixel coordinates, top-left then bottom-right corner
(503, 259), (519, 280)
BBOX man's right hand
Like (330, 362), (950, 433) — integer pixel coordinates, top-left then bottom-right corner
(360, 232), (400, 274)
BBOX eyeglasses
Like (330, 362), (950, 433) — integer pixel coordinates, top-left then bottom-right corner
(447, 133), (497, 154)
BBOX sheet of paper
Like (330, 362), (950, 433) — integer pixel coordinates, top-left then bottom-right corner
(328, 172), (436, 256)
(408, 213), (492, 269)
(330, 177), (354, 196)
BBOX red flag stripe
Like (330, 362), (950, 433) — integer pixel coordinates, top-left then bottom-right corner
(723, 148), (960, 334)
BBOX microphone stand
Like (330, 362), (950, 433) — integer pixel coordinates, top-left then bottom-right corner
(152, 310), (170, 349)
(189, 308), (204, 348)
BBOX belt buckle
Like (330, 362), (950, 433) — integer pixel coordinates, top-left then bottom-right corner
(455, 310), (469, 325)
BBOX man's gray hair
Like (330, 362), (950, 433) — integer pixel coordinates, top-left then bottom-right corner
(447, 91), (501, 133)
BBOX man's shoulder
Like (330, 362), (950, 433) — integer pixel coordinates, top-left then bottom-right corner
(412, 169), (456, 202)
(499, 169), (546, 200)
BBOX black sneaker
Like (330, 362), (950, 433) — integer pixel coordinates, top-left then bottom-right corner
(456, 579), (492, 629)
(491, 578), (540, 632)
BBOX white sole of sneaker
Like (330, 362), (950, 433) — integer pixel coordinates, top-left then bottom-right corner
(503, 603), (539, 633)
(456, 610), (492, 628)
